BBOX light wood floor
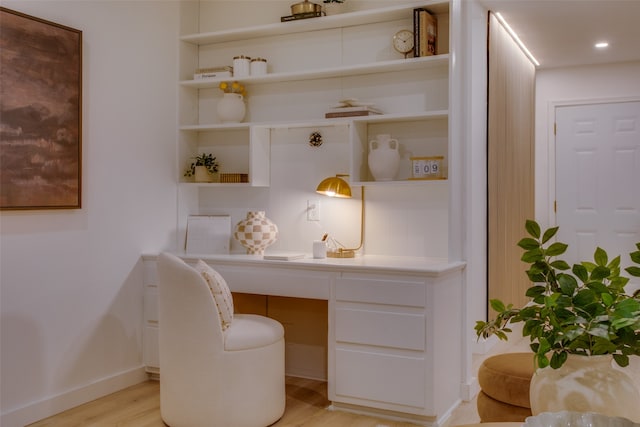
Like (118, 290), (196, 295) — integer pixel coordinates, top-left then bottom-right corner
(27, 376), (443, 427)
(26, 335), (534, 427)
(23, 334), (535, 426)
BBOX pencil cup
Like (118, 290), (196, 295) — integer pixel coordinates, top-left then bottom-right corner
(313, 240), (327, 259)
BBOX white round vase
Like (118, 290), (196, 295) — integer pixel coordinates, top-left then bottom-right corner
(217, 93), (245, 123)
(529, 354), (640, 423)
(368, 134), (400, 181)
(233, 211), (278, 255)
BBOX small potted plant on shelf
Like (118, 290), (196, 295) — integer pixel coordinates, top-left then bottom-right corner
(475, 219), (640, 419)
(184, 153), (219, 183)
(323, 0), (346, 15)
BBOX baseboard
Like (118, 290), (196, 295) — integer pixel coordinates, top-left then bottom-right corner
(329, 401), (437, 426)
(1, 366), (148, 427)
(460, 377), (480, 401)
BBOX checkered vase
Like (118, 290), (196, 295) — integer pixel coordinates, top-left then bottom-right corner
(233, 211), (279, 255)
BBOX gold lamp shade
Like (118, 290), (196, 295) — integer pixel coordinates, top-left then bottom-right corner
(316, 175), (352, 198)
(315, 174), (364, 258)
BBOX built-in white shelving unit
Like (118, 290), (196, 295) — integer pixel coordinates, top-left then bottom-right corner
(163, 3), (480, 424)
(178, 0), (451, 186)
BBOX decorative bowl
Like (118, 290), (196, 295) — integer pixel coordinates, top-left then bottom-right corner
(524, 411), (640, 427)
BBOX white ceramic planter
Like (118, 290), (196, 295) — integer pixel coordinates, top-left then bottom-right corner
(529, 354), (640, 423)
(194, 166), (213, 183)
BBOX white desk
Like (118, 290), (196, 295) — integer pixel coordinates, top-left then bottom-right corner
(142, 253), (466, 427)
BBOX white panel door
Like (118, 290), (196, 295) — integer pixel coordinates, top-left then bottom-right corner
(555, 101), (640, 288)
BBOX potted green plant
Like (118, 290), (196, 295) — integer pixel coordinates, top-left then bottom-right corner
(184, 153), (219, 183)
(323, 0), (345, 15)
(475, 219), (640, 419)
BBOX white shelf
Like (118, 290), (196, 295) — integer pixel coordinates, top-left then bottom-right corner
(351, 178), (448, 186)
(177, 1), (451, 192)
(352, 110), (448, 123)
(179, 110), (448, 132)
(180, 55), (449, 89)
(180, 123), (251, 131)
(179, 182), (253, 188)
(180, 1), (450, 45)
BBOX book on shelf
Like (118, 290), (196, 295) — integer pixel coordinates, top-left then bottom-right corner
(325, 110), (382, 118)
(193, 66), (232, 80)
(281, 11), (323, 22)
(413, 8), (437, 57)
(325, 105), (382, 118)
(413, 8), (421, 58)
(219, 173), (249, 183)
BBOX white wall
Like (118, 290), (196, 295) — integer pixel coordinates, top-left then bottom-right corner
(0, 2), (179, 425)
(535, 60), (640, 228)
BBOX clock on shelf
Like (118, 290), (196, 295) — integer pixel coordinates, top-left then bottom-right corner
(392, 29), (414, 58)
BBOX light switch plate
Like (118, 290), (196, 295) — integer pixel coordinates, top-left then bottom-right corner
(307, 199), (320, 221)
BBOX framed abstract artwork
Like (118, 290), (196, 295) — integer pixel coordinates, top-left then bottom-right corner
(0, 7), (82, 210)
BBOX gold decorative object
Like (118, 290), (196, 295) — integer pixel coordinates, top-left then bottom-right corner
(315, 174), (364, 258)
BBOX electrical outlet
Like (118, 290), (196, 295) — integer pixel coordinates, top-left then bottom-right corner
(307, 199), (320, 221)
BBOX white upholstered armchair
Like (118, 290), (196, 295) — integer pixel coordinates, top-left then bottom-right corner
(157, 252), (286, 427)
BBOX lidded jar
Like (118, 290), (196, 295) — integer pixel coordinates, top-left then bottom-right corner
(233, 55), (251, 77)
(250, 57), (267, 76)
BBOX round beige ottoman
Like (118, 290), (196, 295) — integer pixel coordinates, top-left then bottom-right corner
(454, 423), (523, 427)
(455, 424), (523, 427)
(477, 352), (534, 422)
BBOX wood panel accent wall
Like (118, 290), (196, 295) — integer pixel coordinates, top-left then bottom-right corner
(487, 13), (536, 314)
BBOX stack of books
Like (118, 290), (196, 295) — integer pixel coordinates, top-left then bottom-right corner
(193, 66), (232, 80)
(219, 173), (249, 183)
(325, 106), (382, 118)
(413, 8), (438, 57)
(325, 99), (382, 118)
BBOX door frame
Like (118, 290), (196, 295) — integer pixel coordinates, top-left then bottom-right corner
(547, 96), (640, 227)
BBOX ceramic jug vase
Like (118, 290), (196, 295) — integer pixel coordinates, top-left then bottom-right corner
(233, 211), (278, 255)
(217, 93), (246, 123)
(368, 134), (400, 181)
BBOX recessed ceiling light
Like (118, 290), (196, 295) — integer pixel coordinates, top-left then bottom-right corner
(595, 42), (609, 48)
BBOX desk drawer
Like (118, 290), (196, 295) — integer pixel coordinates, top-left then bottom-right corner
(212, 265), (330, 300)
(335, 307), (425, 350)
(335, 276), (425, 307)
(335, 348), (426, 408)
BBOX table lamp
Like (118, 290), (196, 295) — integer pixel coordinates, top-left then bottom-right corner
(315, 174), (364, 258)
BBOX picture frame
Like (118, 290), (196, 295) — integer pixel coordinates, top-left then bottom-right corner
(0, 7), (82, 210)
